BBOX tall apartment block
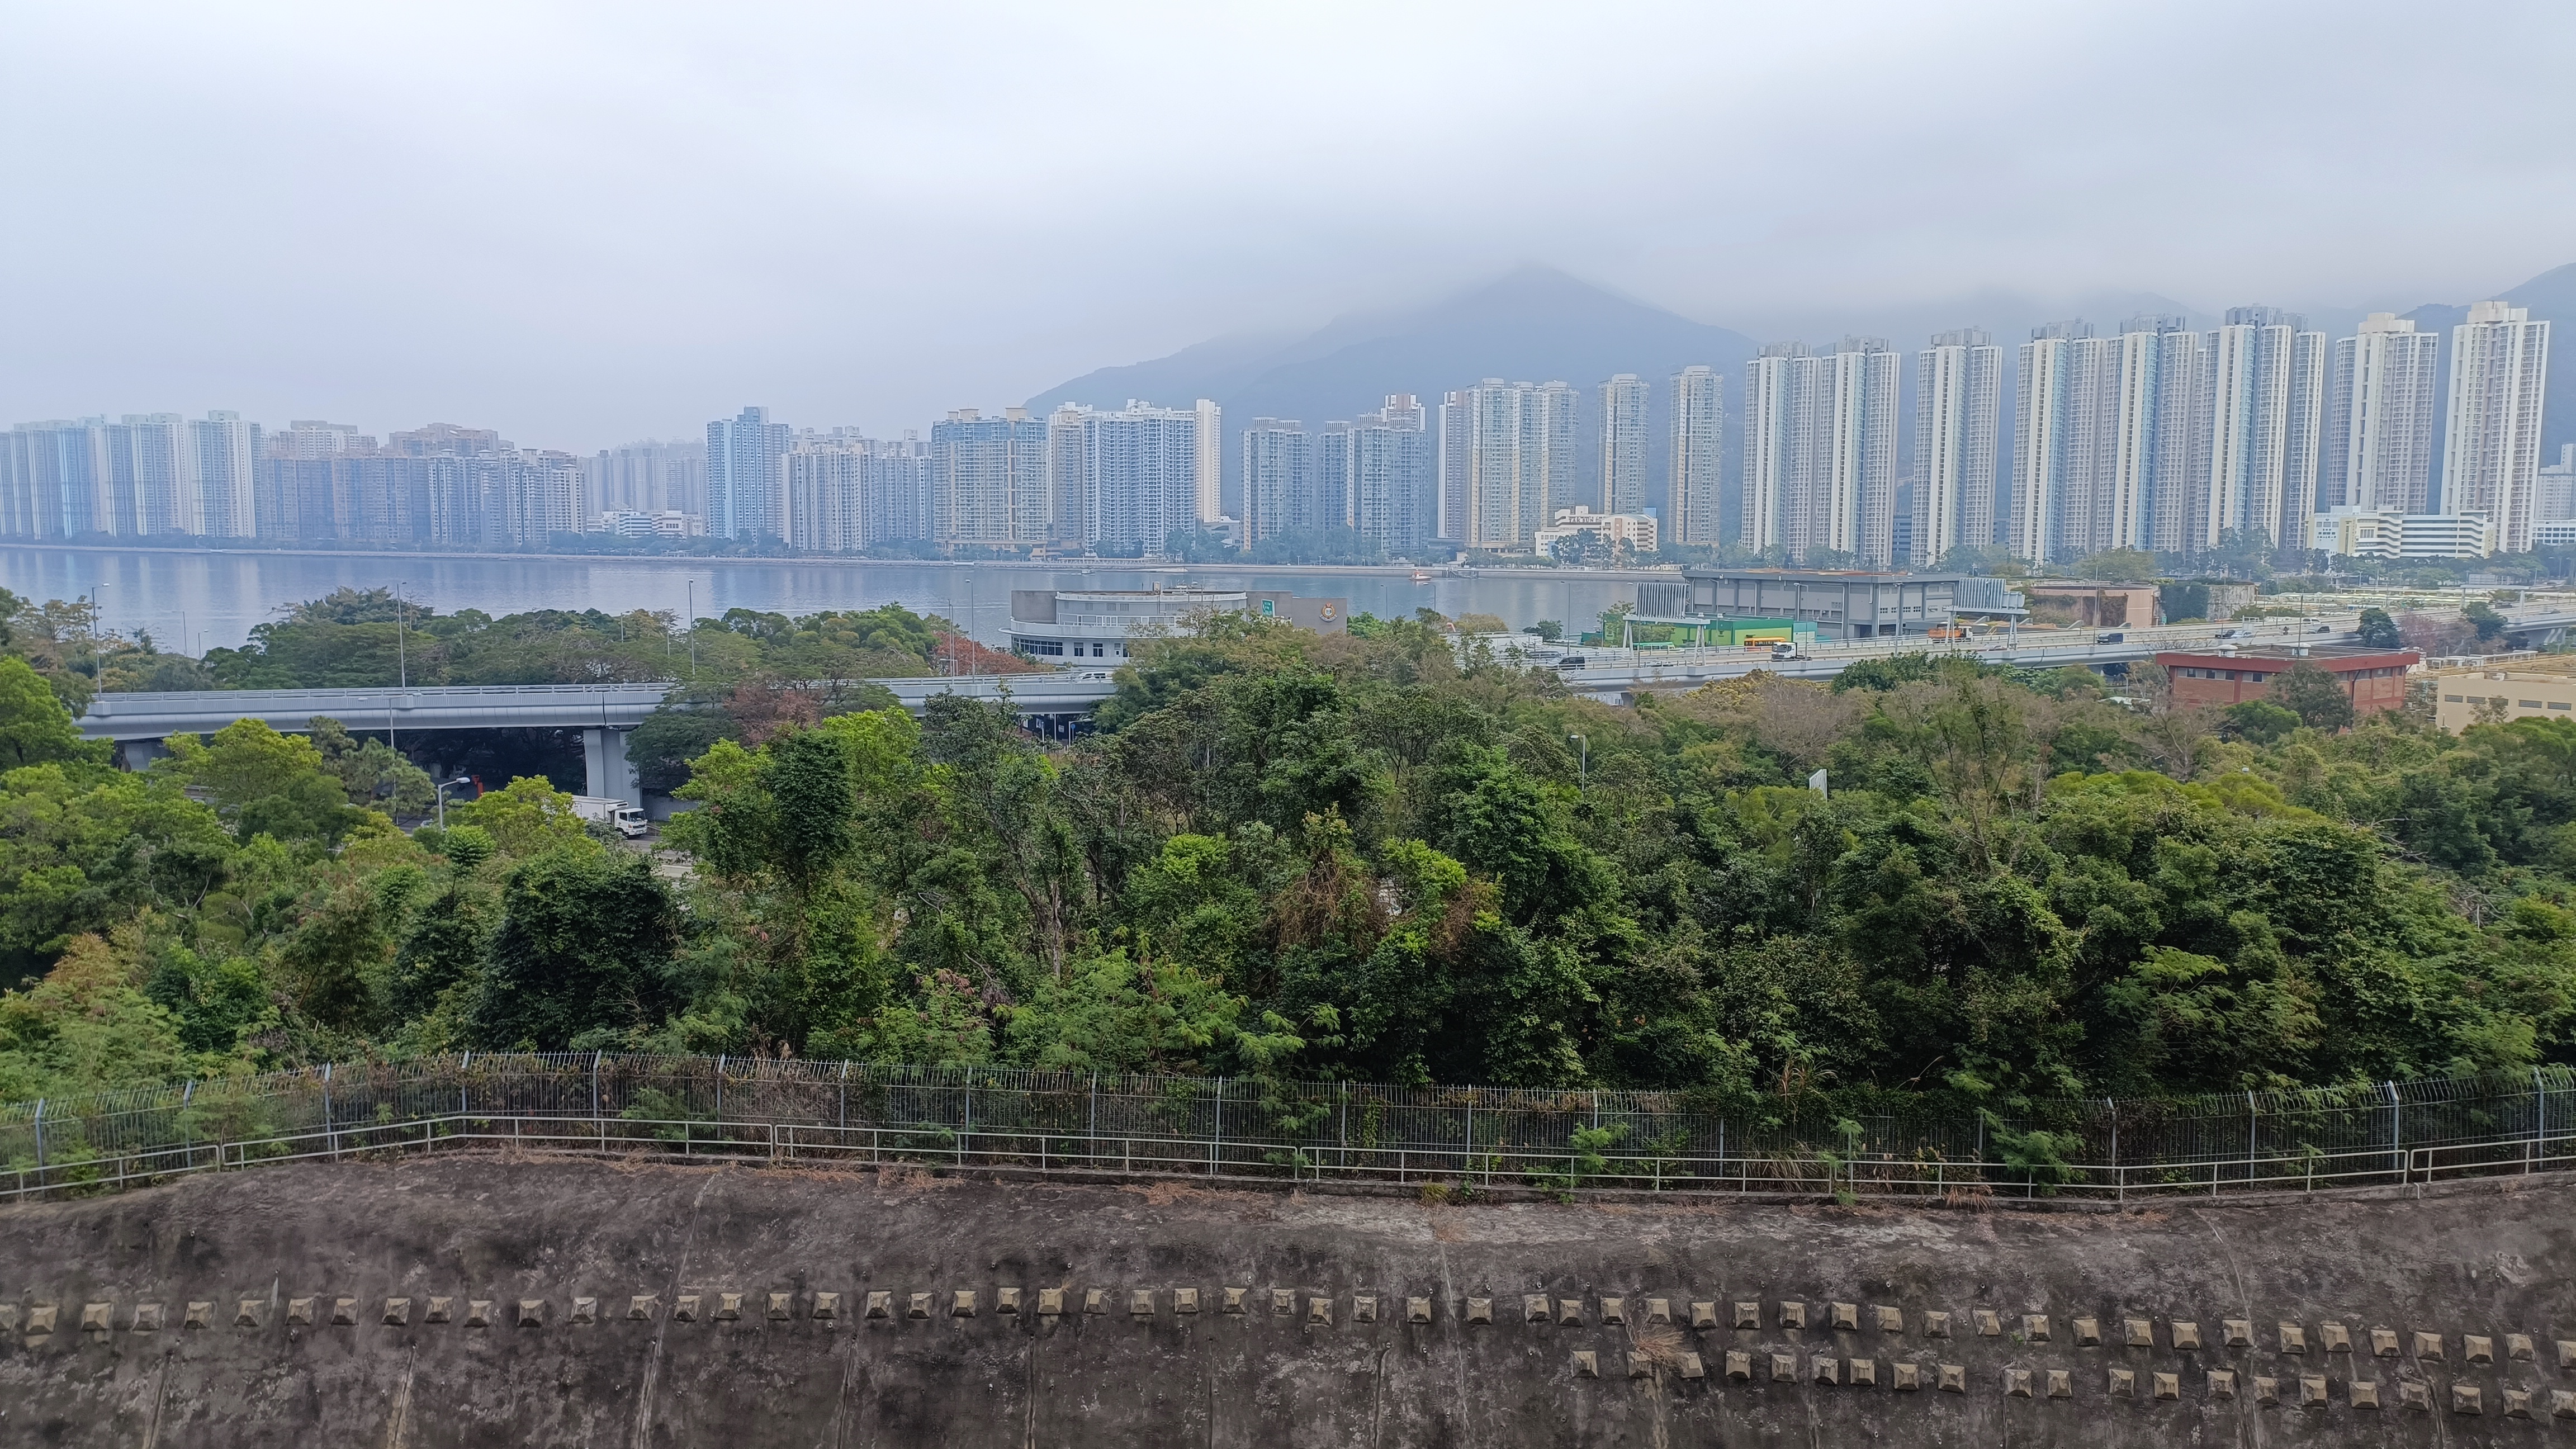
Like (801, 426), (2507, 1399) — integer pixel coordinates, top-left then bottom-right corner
(785, 432), (932, 552)
(588, 438), (708, 523)
(1192, 399), (1223, 524)
(1666, 366), (1723, 547)
(1, 411), (266, 541)
(1741, 339), (1898, 565)
(1910, 329), (2000, 564)
(1240, 418), (1312, 547)
(1082, 401), (1202, 555)
(2442, 300), (2553, 554)
(1598, 374), (1648, 516)
(2203, 306), (2325, 550)
(706, 406), (792, 542)
(2010, 319), (2205, 564)
(1343, 395), (1434, 554)
(2324, 314), (2440, 515)
(1438, 380), (1580, 551)
(931, 407), (1048, 551)
(1046, 405), (1093, 553)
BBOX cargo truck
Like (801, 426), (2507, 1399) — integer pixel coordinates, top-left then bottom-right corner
(570, 795), (651, 838)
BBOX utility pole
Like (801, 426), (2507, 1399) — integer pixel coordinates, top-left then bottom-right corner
(390, 580), (409, 751)
(1568, 732), (1587, 790)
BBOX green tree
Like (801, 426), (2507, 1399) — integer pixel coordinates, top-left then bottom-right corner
(0, 656), (109, 771)
(2465, 600), (2508, 643)
(470, 850), (681, 1049)
(2270, 662), (2356, 733)
(2356, 607), (2400, 650)
(449, 776), (596, 859)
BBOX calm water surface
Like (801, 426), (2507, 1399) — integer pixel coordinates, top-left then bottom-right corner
(0, 547), (1649, 655)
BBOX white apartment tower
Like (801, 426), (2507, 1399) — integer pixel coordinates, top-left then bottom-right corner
(1438, 380), (1581, 551)
(1741, 339), (1898, 565)
(1599, 374), (1648, 516)
(2012, 318), (2205, 565)
(1240, 418), (1310, 547)
(2442, 300), (2553, 555)
(2326, 314), (2441, 515)
(191, 410), (260, 538)
(1084, 400), (1202, 554)
(1910, 329), (2000, 564)
(707, 406), (793, 542)
(1666, 366), (1723, 547)
(2200, 306), (2325, 551)
(1346, 395), (1434, 553)
(1192, 399), (1223, 524)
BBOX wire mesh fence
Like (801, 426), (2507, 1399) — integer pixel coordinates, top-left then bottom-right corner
(3, 1054), (2572, 1204)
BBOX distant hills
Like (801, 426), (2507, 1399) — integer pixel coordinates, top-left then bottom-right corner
(1028, 262), (2576, 525)
(1027, 266), (1759, 518)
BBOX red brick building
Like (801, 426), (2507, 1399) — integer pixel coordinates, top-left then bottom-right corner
(2152, 647), (2419, 718)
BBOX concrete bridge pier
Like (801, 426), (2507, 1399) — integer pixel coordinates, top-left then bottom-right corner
(581, 727), (641, 807)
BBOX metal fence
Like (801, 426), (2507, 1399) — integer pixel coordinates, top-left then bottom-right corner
(3, 1055), (2571, 1205)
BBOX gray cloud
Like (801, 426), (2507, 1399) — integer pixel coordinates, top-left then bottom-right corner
(3, 0), (2569, 450)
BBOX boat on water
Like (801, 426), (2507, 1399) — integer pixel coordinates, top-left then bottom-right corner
(1412, 570), (1431, 583)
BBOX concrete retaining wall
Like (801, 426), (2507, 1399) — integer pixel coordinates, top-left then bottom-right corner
(4, 1155), (2574, 1446)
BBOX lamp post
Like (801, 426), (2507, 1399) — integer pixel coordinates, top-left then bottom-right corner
(84, 583), (111, 679)
(434, 776), (473, 831)
(1568, 732), (1587, 790)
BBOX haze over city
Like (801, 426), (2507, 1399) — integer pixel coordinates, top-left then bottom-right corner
(6, 1), (2572, 449)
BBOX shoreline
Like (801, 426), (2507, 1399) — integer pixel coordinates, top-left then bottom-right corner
(0, 542), (1681, 584)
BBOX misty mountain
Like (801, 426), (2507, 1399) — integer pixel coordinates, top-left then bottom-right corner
(1028, 266), (1760, 520)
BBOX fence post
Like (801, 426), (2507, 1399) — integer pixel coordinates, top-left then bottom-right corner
(323, 1063), (335, 1161)
(2386, 1081), (2402, 1183)
(31, 1099), (43, 1175)
(1211, 1077), (1224, 1177)
(2106, 1098), (2118, 1205)
(1462, 1098), (1471, 1184)
(2535, 1067), (2546, 1174)
(1088, 1071), (1098, 1166)
(960, 1072), (971, 1170)
(2247, 1090), (2258, 1190)
(591, 1051), (602, 1133)
(716, 1054), (725, 1128)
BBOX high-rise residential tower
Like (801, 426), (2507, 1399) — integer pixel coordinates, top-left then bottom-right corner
(706, 406), (793, 542)
(1742, 339), (1898, 564)
(2442, 300), (2553, 554)
(1666, 366), (1723, 547)
(2325, 314), (2441, 516)
(588, 438), (708, 523)
(1193, 399), (1223, 524)
(1599, 374), (1648, 516)
(191, 411), (260, 539)
(783, 432), (932, 553)
(1437, 380), (1581, 551)
(1240, 418), (1311, 547)
(1085, 400), (1202, 554)
(2200, 306), (2326, 551)
(2011, 319), (2205, 564)
(1346, 394), (1434, 554)
(931, 407), (1048, 551)
(1910, 329), (2000, 564)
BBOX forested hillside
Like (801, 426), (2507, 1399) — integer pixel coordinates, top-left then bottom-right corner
(4, 593), (2574, 1121)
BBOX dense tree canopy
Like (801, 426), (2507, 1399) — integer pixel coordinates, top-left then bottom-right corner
(6, 591), (2576, 1129)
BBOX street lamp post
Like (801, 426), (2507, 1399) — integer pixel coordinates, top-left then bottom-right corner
(1568, 732), (1587, 790)
(434, 776), (473, 831)
(84, 583), (111, 679)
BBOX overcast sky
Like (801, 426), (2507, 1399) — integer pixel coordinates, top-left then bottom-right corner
(4, 1), (2571, 450)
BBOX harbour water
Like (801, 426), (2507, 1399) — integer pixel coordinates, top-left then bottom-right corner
(0, 547), (1658, 655)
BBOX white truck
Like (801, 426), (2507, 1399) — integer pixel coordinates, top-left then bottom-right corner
(570, 795), (651, 839)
